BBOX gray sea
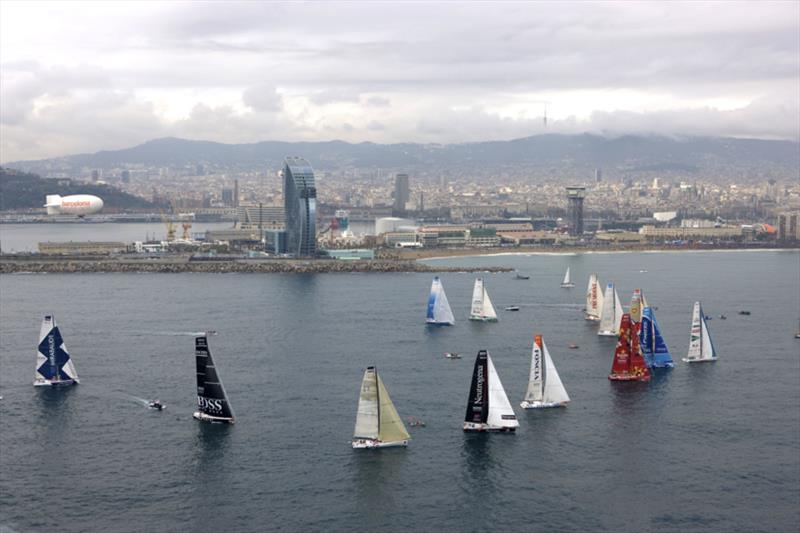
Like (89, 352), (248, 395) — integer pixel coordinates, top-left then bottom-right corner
(1, 250), (798, 532)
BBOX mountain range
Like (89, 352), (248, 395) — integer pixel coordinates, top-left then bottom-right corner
(6, 134), (799, 179)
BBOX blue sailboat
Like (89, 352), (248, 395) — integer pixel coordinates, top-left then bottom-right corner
(639, 307), (674, 368)
(426, 277), (455, 325)
(34, 315), (80, 386)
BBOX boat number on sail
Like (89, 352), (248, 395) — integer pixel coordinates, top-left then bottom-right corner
(197, 396), (223, 412)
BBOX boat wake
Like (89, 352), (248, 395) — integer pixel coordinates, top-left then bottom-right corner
(147, 331), (218, 337)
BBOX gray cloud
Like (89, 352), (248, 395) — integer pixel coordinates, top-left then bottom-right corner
(1, 1), (798, 161)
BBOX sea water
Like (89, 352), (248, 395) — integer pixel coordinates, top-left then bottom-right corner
(1, 251), (798, 532)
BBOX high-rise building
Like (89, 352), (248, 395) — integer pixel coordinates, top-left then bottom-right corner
(283, 157), (317, 256)
(778, 212), (799, 241)
(233, 179), (240, 208)
(222, 188), (234, 206)
(565, 187), (586, 236)
(121, 170), (130, 183)
(393, 173), (409, 215)
(595, 168), (602, 183)
(91, 170), (99, 182)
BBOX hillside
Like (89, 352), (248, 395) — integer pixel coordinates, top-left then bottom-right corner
(0, 168), (155, 211)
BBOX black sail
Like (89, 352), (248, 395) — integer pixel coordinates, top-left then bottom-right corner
(464, 349), (489, 424)
(195, 336), (235, 421)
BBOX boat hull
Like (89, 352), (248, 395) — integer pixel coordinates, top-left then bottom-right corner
(608, 373), (651, 382)
(351, 438), (408, 449)
(468, 316), (498, 322)
(33, 379), (78, 387)
(597, 330), (617, 336)
(462, 422), (517, 432)
(193, 411), (235, 424)
(560, 283), (575, 288)
(520, 400), (568, 409)
(426, 320), (453, 326)
(584, 315), (601, 322)
(682, 357), (718, 363)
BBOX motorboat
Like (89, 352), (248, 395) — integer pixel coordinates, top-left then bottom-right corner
(444, 352), (461, 359)
(148, 399), (165, 411)
(504, 306), (520, 311)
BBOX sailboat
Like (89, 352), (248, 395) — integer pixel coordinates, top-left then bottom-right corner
(426, 276), (455, 325)
(683, 302), (718, 363)
(352, 366), (410, 449)
(560, 267), (575, 288)
(193, 336), (235, 424)
(585, 274), (604, 321)
(520, 334), (570, 409)
(597, 283), (624, 336)
(34, 314), (80, 387)
(463, 350), (519, 432)
(640, 307), (674, 368)
(469, 278), (498, 322)
(609, 314), (651, 381)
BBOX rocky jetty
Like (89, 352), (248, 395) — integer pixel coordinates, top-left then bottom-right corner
(0, 256), (511, 274)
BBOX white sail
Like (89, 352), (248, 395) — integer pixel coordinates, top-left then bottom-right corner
(598, 283), (618, 336)
(561, 267), (574, 287)
(353, 368), (379, 440)
(585, 274), (604, 320)
(34, 315), (79, 386)
(470, 278), (498, 321)
(427, 277), (455, 325)
(486, 355), (519, 429)
(542, 340), (570, 405)
(684, 301), (717, 362)
(523, 338), (544, 403)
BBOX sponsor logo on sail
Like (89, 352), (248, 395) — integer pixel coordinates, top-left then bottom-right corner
(198, 396), (223, 412)
(474, 365), (484, 404)
(48, 334), (56, 366)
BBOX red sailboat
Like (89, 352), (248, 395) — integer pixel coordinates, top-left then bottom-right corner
(609, 313), (651, 382)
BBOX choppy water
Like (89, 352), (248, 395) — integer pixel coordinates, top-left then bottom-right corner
(1, 251), (798, 532)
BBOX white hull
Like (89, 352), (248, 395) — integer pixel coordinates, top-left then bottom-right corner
(426, 319), (453, 326)
(463, 421), (516, 432)
(560, 283), (575, 288)
(193, 411), (235, 424)
(351, 438), (408, 449)
(584, 315), (601, 322)
(33, 379), (78, 387)
(682, 357), (718, 363)
(520, 400), (568, 409)
(597, 330), (617, 337)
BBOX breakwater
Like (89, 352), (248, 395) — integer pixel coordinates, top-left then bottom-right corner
(0, 256), (511, 274)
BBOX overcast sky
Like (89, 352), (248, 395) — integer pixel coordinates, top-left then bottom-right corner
(1, 1), (798, 162)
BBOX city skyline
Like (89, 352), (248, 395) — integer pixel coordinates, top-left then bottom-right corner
(1, 1), (798, 162)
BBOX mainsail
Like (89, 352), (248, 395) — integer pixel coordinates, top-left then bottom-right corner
(469, 278), (498, 322)
(684, 302), (717, 362)
(598, 283), (623, 336)
(193, 336), (235, 423)
(640, 306), (674, 368)
(464, 350), (518, 431)
(609, 314), (651, 381)
(353, 367), (410, 448)
(34, 315), (79, 386)
(585, 274), (604, 321)
(426, 276), (455, 325)
(521, 335), (570, 408)
(629, 289), (643, 323)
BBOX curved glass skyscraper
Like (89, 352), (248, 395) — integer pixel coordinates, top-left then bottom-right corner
(283, 157), (317, 256)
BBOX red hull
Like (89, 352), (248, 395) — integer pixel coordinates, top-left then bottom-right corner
(608, 373), (651, 382)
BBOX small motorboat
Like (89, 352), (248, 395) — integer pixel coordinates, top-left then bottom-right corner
(719, 314), (727, 320)
(148, 399), (165, 411)
(639, 269), (648, 273)
(444, 352), (461, 359)
(505, 305), (520, 311)
(704, 315), (712, 320)
(568, 343), (579, 349)
(515, 273), (530, 280)
(205, 330), (218, 336)
(738, 310), (751, 316)
(407, 417), (426, 427)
